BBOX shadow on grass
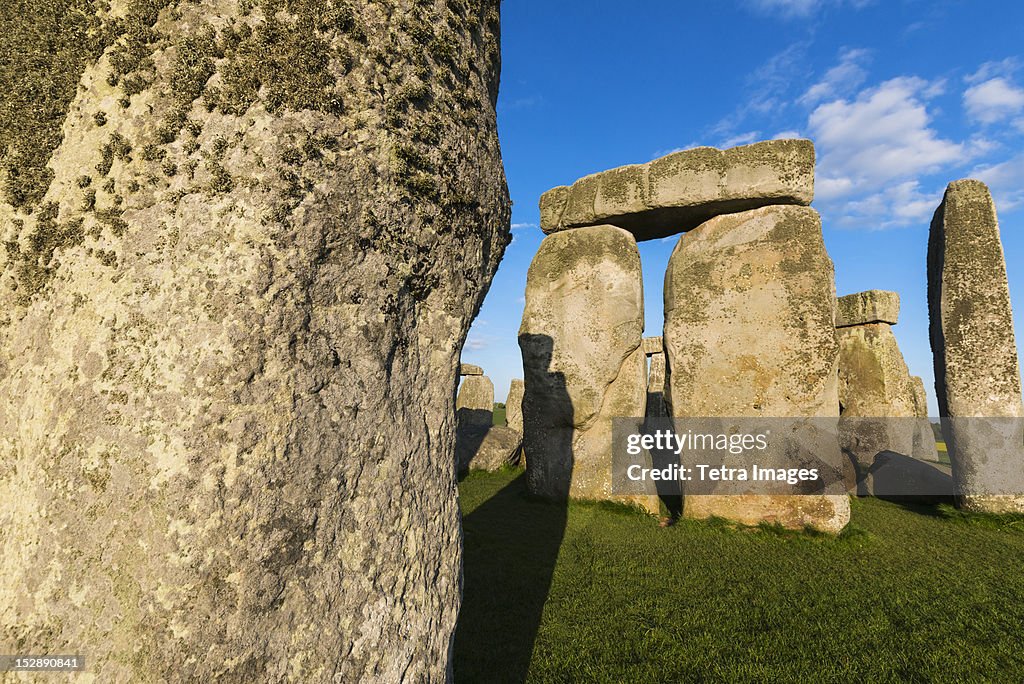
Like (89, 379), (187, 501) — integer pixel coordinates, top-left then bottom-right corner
(455, 332), (570, 683)
(453, 474), (567, 683)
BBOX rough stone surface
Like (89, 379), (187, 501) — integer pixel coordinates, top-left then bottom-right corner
(539, 139), (815, 241)
(642, 335), (663, 356)
(0, 2), (509, 681)
(459, 363), (484, 376)
(505, 378), (524, 433)
(646, 352), (667, 418)
(928, 179), (1024, 512)
(664, 205), (849, 533)
(519, 224), (657, 513)
(456, 425), (522, 472)
(837, 321), (917, 480)
(910, 376), (939, 461)
(457, 375), (495, 428)
(836, 290), (900, 327)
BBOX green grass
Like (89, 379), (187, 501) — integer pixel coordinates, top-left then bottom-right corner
(492, 404), (506, 427)
(455, 470), (1024, 683)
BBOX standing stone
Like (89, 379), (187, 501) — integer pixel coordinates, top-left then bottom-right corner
(539, 139), (815, 241)
(457, 375), (495, 428)
(519, 225), (656, 513)
(646, 352), (668, 418)
(505, 379), (525, 433)
(928, 179), (1024, 513)
(836, 290), (917, 482)
(0, 1), (508, 681)
(664, 205), (849, 533)
(460, 363), (484, 376)
(910, 376), (939, 462)
(642, 336), (664, 356)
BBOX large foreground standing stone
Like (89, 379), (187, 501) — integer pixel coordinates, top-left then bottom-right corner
(928, 179), (1024, 512)
(519, 225), (656, 512)
(664, 205), (849, 533)
(0, 2), (509, 680)
(540, 139), (814, 241)
(836, 291), (917, 479)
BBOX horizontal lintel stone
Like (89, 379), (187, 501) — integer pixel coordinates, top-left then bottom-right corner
(539, 139), (815, 241)
(836, 290), (900, 328)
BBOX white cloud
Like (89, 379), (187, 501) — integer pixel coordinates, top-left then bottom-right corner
(799, 48), (870, 106)
(965, 58), (1019, 85)
(510, 222), (536, 230)
(836, 180), (940, 229)
(745, 0), (872, 18)
(972, 152), (1024, 211)
(719, 131), (762, 148)
(963, 77), (1024, 124)
(809, 77), (966, 202)
(772, 129), (803, 139)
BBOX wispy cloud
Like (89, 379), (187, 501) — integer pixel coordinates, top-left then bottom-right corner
(510, 222), (537, 230)
(963, 77), (1024, 124)
(972, 152), (1024, 211)
(744, 0), (873, 19)
(799, 47), (870, 106)
(719, 131), (762, 148)
(499, 95), (544, 112)
(709, 41), (810, 141)
(965, 58), (1020, 85)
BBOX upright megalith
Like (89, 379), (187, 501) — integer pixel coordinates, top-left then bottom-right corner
(519, 225), (655, 512)
(506, 378), (525, 432)
(910, 376), (939, 462)
(457, 375), (495, 427)
(928, 179), (1024, 512)
(646, 352), (668, 418)
(664, 205), (849, 533)
(835, 290), (917, 478)
(540, 139), (815, 241)
(0, 1), (509, 680)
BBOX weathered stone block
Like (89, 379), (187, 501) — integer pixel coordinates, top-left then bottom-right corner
(519, 225), (657, 513)
(836, 290), (900, 327)
(646, 352), (667, 418)
(837, 321), (917, 481)
(664, 205), (849, 533)
(459, 363), (484, 376)
(642, 336), (663, 355)
(928, 179), (1024, 512)
(910, 376), (939, 462)
(505, 378), (524, 433)
(457, 375), (495, 428)
(457, 425), (522, 472)
(540, 139), (814, 241)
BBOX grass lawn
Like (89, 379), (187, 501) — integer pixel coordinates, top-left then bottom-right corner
(454, 469), (1024, 683)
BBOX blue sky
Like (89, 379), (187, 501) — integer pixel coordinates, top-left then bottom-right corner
(462, 0), (1024, 416)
